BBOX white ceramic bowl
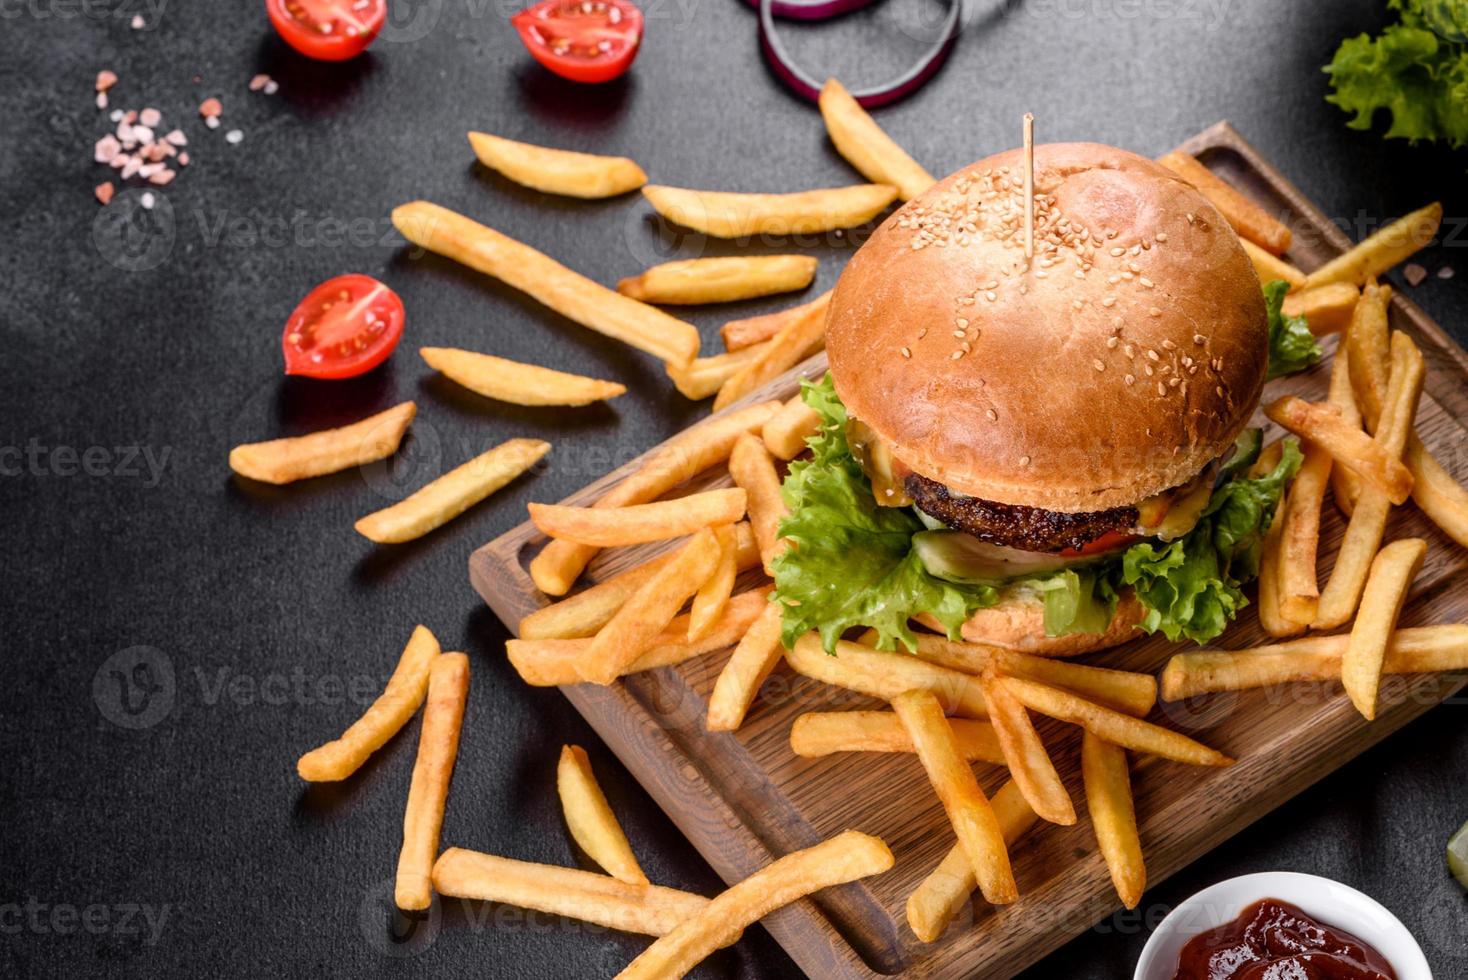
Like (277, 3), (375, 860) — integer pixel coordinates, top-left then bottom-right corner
(1134, 871), (1432, 979)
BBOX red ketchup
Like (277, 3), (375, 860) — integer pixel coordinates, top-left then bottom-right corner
(1172, 898), (1397, 979)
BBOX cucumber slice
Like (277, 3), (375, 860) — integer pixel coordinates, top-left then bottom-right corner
(1450, 819), (1468, 890)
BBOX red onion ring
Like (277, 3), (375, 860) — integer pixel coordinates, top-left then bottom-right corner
(756, 0), (961, 106)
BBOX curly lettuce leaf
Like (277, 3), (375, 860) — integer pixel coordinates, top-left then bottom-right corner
(773, 376), (1002, 652)
(1118, 439), (1302, 643)
(1264, 279), (1322, 379)
(1325, 2), (1468, 148)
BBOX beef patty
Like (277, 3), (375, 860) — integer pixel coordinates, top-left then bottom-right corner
(905, 472), (1140, 553)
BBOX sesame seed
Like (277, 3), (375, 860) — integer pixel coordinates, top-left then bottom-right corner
(1162, 339), (1177, 350)
(951, 351), (963, 360)
(1106, 336), (1119, 349)
(1123, 345), (1134, 358)
(1124, 374), (1135, 385)
(1019, 455), (1031, 466)
(1107, 275), (1121, 284)
(1193, 334), (1206, 345)
(1139, 276), (1155, 289)
(918, 327), (927, 339)
(1216, 386), (1226, 397)
(985, 291), (997, 301)
(956, 318), (969, 328)
(1073, 299), (1084, 310)
(901, 347), (911, 358)
(1102, 296), (1117, 307)
(1146, 349), (1160, 361)
(1169, 377), (1180, 387)
(1145, 364), (1155, 376)
(1156, 232), (1168, 242)
(1110, 247), (1125, 257)
(1157, 381), (1167, 395)
(1186, 213), (1195, 224)
(954, 330), (966, 338)
(1149, 307), (1162, 317)
(1093, 359), (1105, 371)
(986, 409), (997, 421)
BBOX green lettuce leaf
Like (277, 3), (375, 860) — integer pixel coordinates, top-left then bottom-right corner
(1264, 279), (1322, 379)
(1117, 439), (1302, 643)
(1324, 2), (1468, 148)
(772, 376), (1002, 653)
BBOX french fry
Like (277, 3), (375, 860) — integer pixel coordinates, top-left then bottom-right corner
(1159, 625), (1468, 700)
(721, 290), (832, 351)
(392, 201), (700, 366)
(1315, 332), (1425, 628)
(618, 255), (818, 305)
(356, 438), (549, 544)
(665, 343), (769, 400)
(763, 394), (822, 460)
(892, 691), (1018, 905)
(789, 710), (1005, 765)
(578, 529), (723, 685)
(229, 401), (415, 485)
(905, 634), (1157, 717)
(1301, 202), (1443, 290)
(528, 488), (747, 548)
(1265, 396), (1413, 504)
(641, 183), (898, 238)
(998, 676), (1234, 767)
(558, 744), (647, 885)
(395, 652), (469, 910)
(1276, 439), (1333, 625)
(615, 831), (893, 980)
(1282, 282), (1359, 336)
(519, 525), (758, 640)
(1327, 347), (1364, 516)
(433, 848), (708, 936)
(1241, 238), (1305, 290)
(907, 780), (1037, 941)
(1345, 280), (1393, 428)
(786, 634), (988, 718)
(1257, 495), (1304, 638)
(712, 291), (830, 411)
(729, 434), (788, 573)
(1342, 538), (1427, 720)
(468, 131), (647, 199)
(1348, 282), (1468, 548)
(981, 673), (1075, 825)
(706, 602), (784, 731)
(509, 591), (769, 686)
(688, 524), (738, 642)
(297, 626), (440, 781)
(818, 78), (935, 202)
(530, 402), (780, 595)
(1156, 150), (1292, 254)
(420, 347), (625, 406)
(1081, 733), (1145, 909)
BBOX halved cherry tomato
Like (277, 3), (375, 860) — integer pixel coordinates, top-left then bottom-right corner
(511, 0), (644, 84)
(282, 274), (404, 379)
(1058, 530), (1140, 559)
(266, 0), (386, 62)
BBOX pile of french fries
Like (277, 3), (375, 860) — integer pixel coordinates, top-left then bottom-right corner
(1138, 177), (1468, 722)
(505, 378), (1247, 936)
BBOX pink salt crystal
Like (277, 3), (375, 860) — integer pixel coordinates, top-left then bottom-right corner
(1404, 263), (1427, 287)
(163, 129), (187, 146)
(96, 70), (118, 92)
(139, 107), (161, 128)
(149, 169), (176, 186)
(95, 134), (121, 163)
(249, 74), (270, 92)
(95, 182), (115, 205)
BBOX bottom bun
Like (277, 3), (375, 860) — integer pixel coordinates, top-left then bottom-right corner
(915, 590), (1146, 659)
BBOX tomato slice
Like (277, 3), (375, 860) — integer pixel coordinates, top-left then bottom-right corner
(1057, 530), (1140, 559)
(511, 0), (644, 84)
(282, 275), (404, 379)
(266, 0), (386, 61)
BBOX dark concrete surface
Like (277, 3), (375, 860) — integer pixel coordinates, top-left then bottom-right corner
(3, 0), (1467, 976)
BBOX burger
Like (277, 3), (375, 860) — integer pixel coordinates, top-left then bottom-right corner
(772, 143), (1317, 657)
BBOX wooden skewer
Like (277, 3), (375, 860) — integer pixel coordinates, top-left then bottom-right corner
(1022, 113), (1035, 261)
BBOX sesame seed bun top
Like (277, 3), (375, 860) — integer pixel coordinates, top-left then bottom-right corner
(826, 142), (1268, 513)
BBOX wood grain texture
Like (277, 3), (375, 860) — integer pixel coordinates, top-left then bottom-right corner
(468, 123), (1468, 979)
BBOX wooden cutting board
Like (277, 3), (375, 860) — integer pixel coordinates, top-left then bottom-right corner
(469, 122), (1468, 979)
